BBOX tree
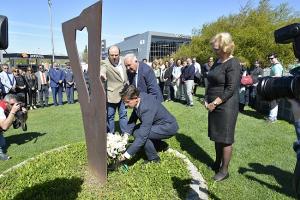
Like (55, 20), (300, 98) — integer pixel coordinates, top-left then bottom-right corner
(82, 45), (88, 63)
(174, 0), (300, 68)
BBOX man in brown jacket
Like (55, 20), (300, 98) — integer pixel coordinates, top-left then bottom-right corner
(100, 45), (128, 134)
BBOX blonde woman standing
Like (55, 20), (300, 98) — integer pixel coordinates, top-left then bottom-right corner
(205, 32), (241, 181)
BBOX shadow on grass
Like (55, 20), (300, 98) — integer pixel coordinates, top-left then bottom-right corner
(238, 163), (296, 199)
(5, 132), (47, 147)
(4, 132), (47, 153)
(175, 133), (214, 169)
(194, 93), (205, 100)
(240, 109), (265, 120)
(172, 177), (192, 199)
(13, 177), (83, 200)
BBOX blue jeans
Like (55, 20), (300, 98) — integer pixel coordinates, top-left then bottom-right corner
(107, 101), (128, 134)
(51, 86), (63, 105)
(66, 86), (74, 104)
(0, 133), (6, 153)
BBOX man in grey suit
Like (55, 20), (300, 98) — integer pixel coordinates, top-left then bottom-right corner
(100, 45), (128, 134)
(35, 65), (49, 108)
(119, 85), (178, 163)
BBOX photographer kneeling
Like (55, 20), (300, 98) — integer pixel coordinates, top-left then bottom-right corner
(0, 94), (27, 160)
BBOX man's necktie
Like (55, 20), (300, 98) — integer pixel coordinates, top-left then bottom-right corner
(134, 73), (138, 87)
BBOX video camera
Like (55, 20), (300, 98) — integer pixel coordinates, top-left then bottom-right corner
(257, 23), (300, 101)
(12, 102), (28, 132)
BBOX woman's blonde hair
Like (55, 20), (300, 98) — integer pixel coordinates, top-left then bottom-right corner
(210, 32), (235, 55)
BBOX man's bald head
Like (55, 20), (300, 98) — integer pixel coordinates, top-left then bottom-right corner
(108, 45), (120, 66)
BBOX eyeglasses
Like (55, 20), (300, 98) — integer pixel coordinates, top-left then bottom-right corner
(3, 68), (8, 70)
(213, 48), (220, 52)
(269, 57), (275, 60)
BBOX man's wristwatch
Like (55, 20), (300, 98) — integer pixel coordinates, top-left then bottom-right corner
(213, 101), (218, 106)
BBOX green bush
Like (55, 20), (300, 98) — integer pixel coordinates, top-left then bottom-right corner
(175, 0), (300, 67)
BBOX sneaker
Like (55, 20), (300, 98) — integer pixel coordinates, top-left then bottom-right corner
(0, 153), (11, 161)
(30, 106), (33, 110)
(33, 105), (37, 109)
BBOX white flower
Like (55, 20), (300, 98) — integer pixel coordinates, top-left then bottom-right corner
(107, 133), (128, 159)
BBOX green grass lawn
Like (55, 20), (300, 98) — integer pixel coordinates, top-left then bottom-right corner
(0, 88), (297, 199)
(1, 143), (191, 200)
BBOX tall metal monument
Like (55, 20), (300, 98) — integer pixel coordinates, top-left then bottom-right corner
(62, 1), (107, 183)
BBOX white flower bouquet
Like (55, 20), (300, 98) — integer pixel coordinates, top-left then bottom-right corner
(107, 132), (128, 169)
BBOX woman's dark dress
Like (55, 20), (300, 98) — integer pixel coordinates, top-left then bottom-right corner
(206, 57), (241, 144)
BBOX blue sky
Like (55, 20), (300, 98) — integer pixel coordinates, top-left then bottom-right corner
(1, 0), (299, 56)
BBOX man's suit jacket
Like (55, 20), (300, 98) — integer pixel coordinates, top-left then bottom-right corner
(126, 92), (178, 156)
(49, 68), (64, 88)
(35, 70), (49, 90)
(101, 58), (128, 103)
(0, 71), (16, 94)
(128, 62), (163, 102)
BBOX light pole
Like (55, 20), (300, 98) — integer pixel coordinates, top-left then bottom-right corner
(48, 0), (55, 67)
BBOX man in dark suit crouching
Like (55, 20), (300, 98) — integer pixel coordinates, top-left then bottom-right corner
(119, 85), (178, 163)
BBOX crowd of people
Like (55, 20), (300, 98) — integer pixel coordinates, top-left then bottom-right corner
(0, 62), (75, 110)
(0, 32), (299, 196)
(100, 32), (299, 193)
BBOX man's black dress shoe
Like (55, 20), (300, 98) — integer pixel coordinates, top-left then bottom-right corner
(213, 171), (229, 182)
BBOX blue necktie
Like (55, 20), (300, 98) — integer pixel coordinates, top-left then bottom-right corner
(134, 73), (138, 87)
(6, 73), (13, 86)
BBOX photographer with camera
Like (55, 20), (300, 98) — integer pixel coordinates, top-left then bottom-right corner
(0, 94), (26, 160)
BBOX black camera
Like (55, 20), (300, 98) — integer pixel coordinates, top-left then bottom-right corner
(257, 67), (300, 101)
(257, 23), (300, 101)
(12, 103), (28, 131)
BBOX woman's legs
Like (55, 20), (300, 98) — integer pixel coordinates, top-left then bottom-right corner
(220, 143), (232, 174)
(214, 142), (222, 171)
(213, 142), (233, 181)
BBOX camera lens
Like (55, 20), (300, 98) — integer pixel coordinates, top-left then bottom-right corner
(257, 76), (300, 100)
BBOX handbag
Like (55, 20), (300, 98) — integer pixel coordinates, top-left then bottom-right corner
(241, 75), (253, 86)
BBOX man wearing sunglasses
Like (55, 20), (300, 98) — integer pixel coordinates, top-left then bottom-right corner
(266, 53), (283, 123)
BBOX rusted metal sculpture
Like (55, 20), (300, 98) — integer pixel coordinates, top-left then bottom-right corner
(62, 1), (107, 184)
